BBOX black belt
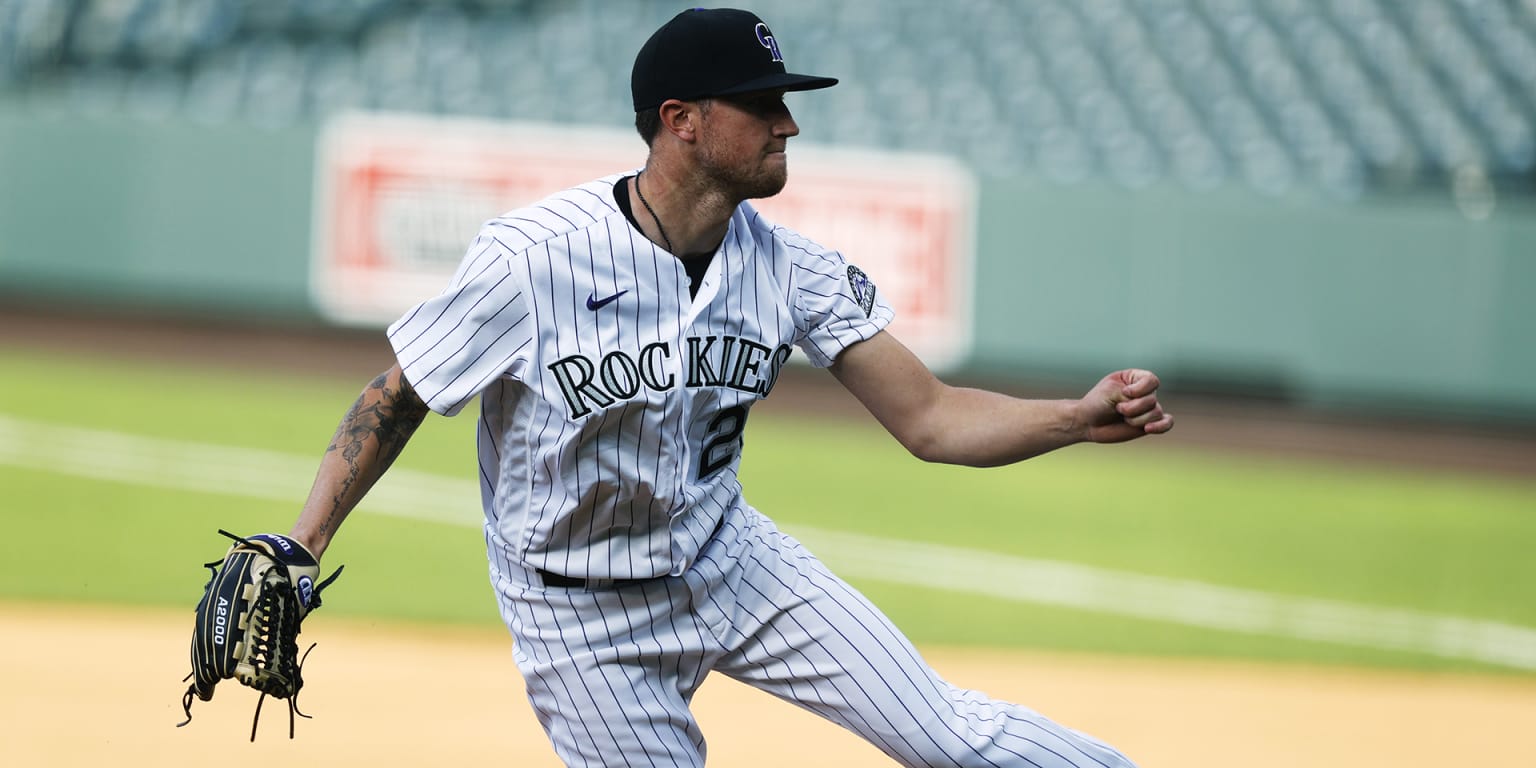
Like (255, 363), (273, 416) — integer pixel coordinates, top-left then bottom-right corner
(535, 516), (726, 589)
(534, 569), (650, 589)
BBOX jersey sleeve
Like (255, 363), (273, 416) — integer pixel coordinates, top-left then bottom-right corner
(387, 230), (533, 416)
(791, 248), (896, 368)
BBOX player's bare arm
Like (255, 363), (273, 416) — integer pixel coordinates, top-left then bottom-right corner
(830, 331), (1172, 467)
(289, 363), (429, 557)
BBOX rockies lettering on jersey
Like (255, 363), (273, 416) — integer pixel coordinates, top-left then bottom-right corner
(548, 336), (794, 419)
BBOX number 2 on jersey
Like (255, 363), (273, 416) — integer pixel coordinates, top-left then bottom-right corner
(698, 406), (747, 480)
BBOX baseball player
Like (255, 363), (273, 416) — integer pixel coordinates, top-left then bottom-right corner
(283, 8), (1173, 766)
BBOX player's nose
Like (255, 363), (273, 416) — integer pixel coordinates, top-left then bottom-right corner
(774, 109), (800, 138)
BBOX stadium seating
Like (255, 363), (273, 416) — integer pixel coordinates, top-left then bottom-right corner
(3, 0), (1533, 198)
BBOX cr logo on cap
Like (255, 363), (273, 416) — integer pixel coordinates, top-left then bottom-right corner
(754, 23), (783, 63)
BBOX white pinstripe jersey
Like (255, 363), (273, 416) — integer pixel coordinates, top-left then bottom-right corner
(387, 173), (894, 579)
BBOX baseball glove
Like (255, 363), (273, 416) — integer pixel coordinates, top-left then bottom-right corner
(177, 530), (342, 740)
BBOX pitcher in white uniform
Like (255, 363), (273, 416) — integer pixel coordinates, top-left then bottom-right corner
(284, 8), (1174, 766)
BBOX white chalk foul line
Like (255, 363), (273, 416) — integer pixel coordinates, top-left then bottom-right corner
(2, 413), (1533, 670)
(790, 527), (1536, 671)
(0, 414), (476, 527)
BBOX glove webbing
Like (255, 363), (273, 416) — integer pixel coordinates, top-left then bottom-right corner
(245, 566), (309, 740)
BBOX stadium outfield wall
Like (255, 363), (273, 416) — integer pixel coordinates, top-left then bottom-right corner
(2, 108), (1532, 423)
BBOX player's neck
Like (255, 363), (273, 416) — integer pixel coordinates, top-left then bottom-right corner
(635, 164), (732, 258)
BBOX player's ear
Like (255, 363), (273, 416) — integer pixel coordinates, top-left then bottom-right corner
(658, 98), (700, 143)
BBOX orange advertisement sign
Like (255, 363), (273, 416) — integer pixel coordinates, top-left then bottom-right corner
(312, 112), (975, 369)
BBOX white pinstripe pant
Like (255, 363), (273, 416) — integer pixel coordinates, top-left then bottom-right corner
(491, 506), (1138, 768)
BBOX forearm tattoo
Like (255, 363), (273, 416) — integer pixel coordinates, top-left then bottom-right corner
(318, 371), (429, 536)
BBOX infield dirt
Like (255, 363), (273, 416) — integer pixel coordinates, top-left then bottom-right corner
(6, 601), (1535, 767)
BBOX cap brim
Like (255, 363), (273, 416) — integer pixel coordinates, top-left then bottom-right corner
(709, 72), (839, 98)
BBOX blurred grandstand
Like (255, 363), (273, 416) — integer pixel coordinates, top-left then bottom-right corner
(2, 0), (1535, 199)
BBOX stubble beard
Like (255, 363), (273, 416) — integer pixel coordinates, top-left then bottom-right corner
(700, 144), (789, 201)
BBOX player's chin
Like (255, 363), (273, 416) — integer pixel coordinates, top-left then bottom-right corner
(743, 168), (789, 199)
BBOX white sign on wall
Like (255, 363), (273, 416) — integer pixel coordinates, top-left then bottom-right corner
(312, 112), (976, 370)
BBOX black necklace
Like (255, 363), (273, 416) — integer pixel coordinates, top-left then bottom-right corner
(635, 171), (675, 254)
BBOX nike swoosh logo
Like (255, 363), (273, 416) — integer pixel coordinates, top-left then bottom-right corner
(585, 290), (629, 311)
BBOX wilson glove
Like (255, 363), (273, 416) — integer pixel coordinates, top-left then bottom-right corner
(177, 530), (342, 740)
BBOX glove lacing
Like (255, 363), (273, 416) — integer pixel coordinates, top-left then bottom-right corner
(245, 564), (308, 740)
(243, 555), (343, 741)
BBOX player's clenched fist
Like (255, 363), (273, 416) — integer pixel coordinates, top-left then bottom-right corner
(1078, 368), (1174, 444)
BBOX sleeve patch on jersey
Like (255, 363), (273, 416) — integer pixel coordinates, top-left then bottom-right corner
(847, 265), (877, 317)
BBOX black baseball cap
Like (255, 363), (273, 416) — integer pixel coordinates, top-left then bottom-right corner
(631, 8), (838, 112)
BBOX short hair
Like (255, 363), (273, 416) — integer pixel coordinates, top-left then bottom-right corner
(633, 100), (713, 145)
(635, 108), (661, 145)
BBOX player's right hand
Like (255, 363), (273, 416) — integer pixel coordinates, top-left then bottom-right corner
(1079, 369), (1174, 444)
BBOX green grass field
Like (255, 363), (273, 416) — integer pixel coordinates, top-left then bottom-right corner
(2, 345), (1533, 676)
